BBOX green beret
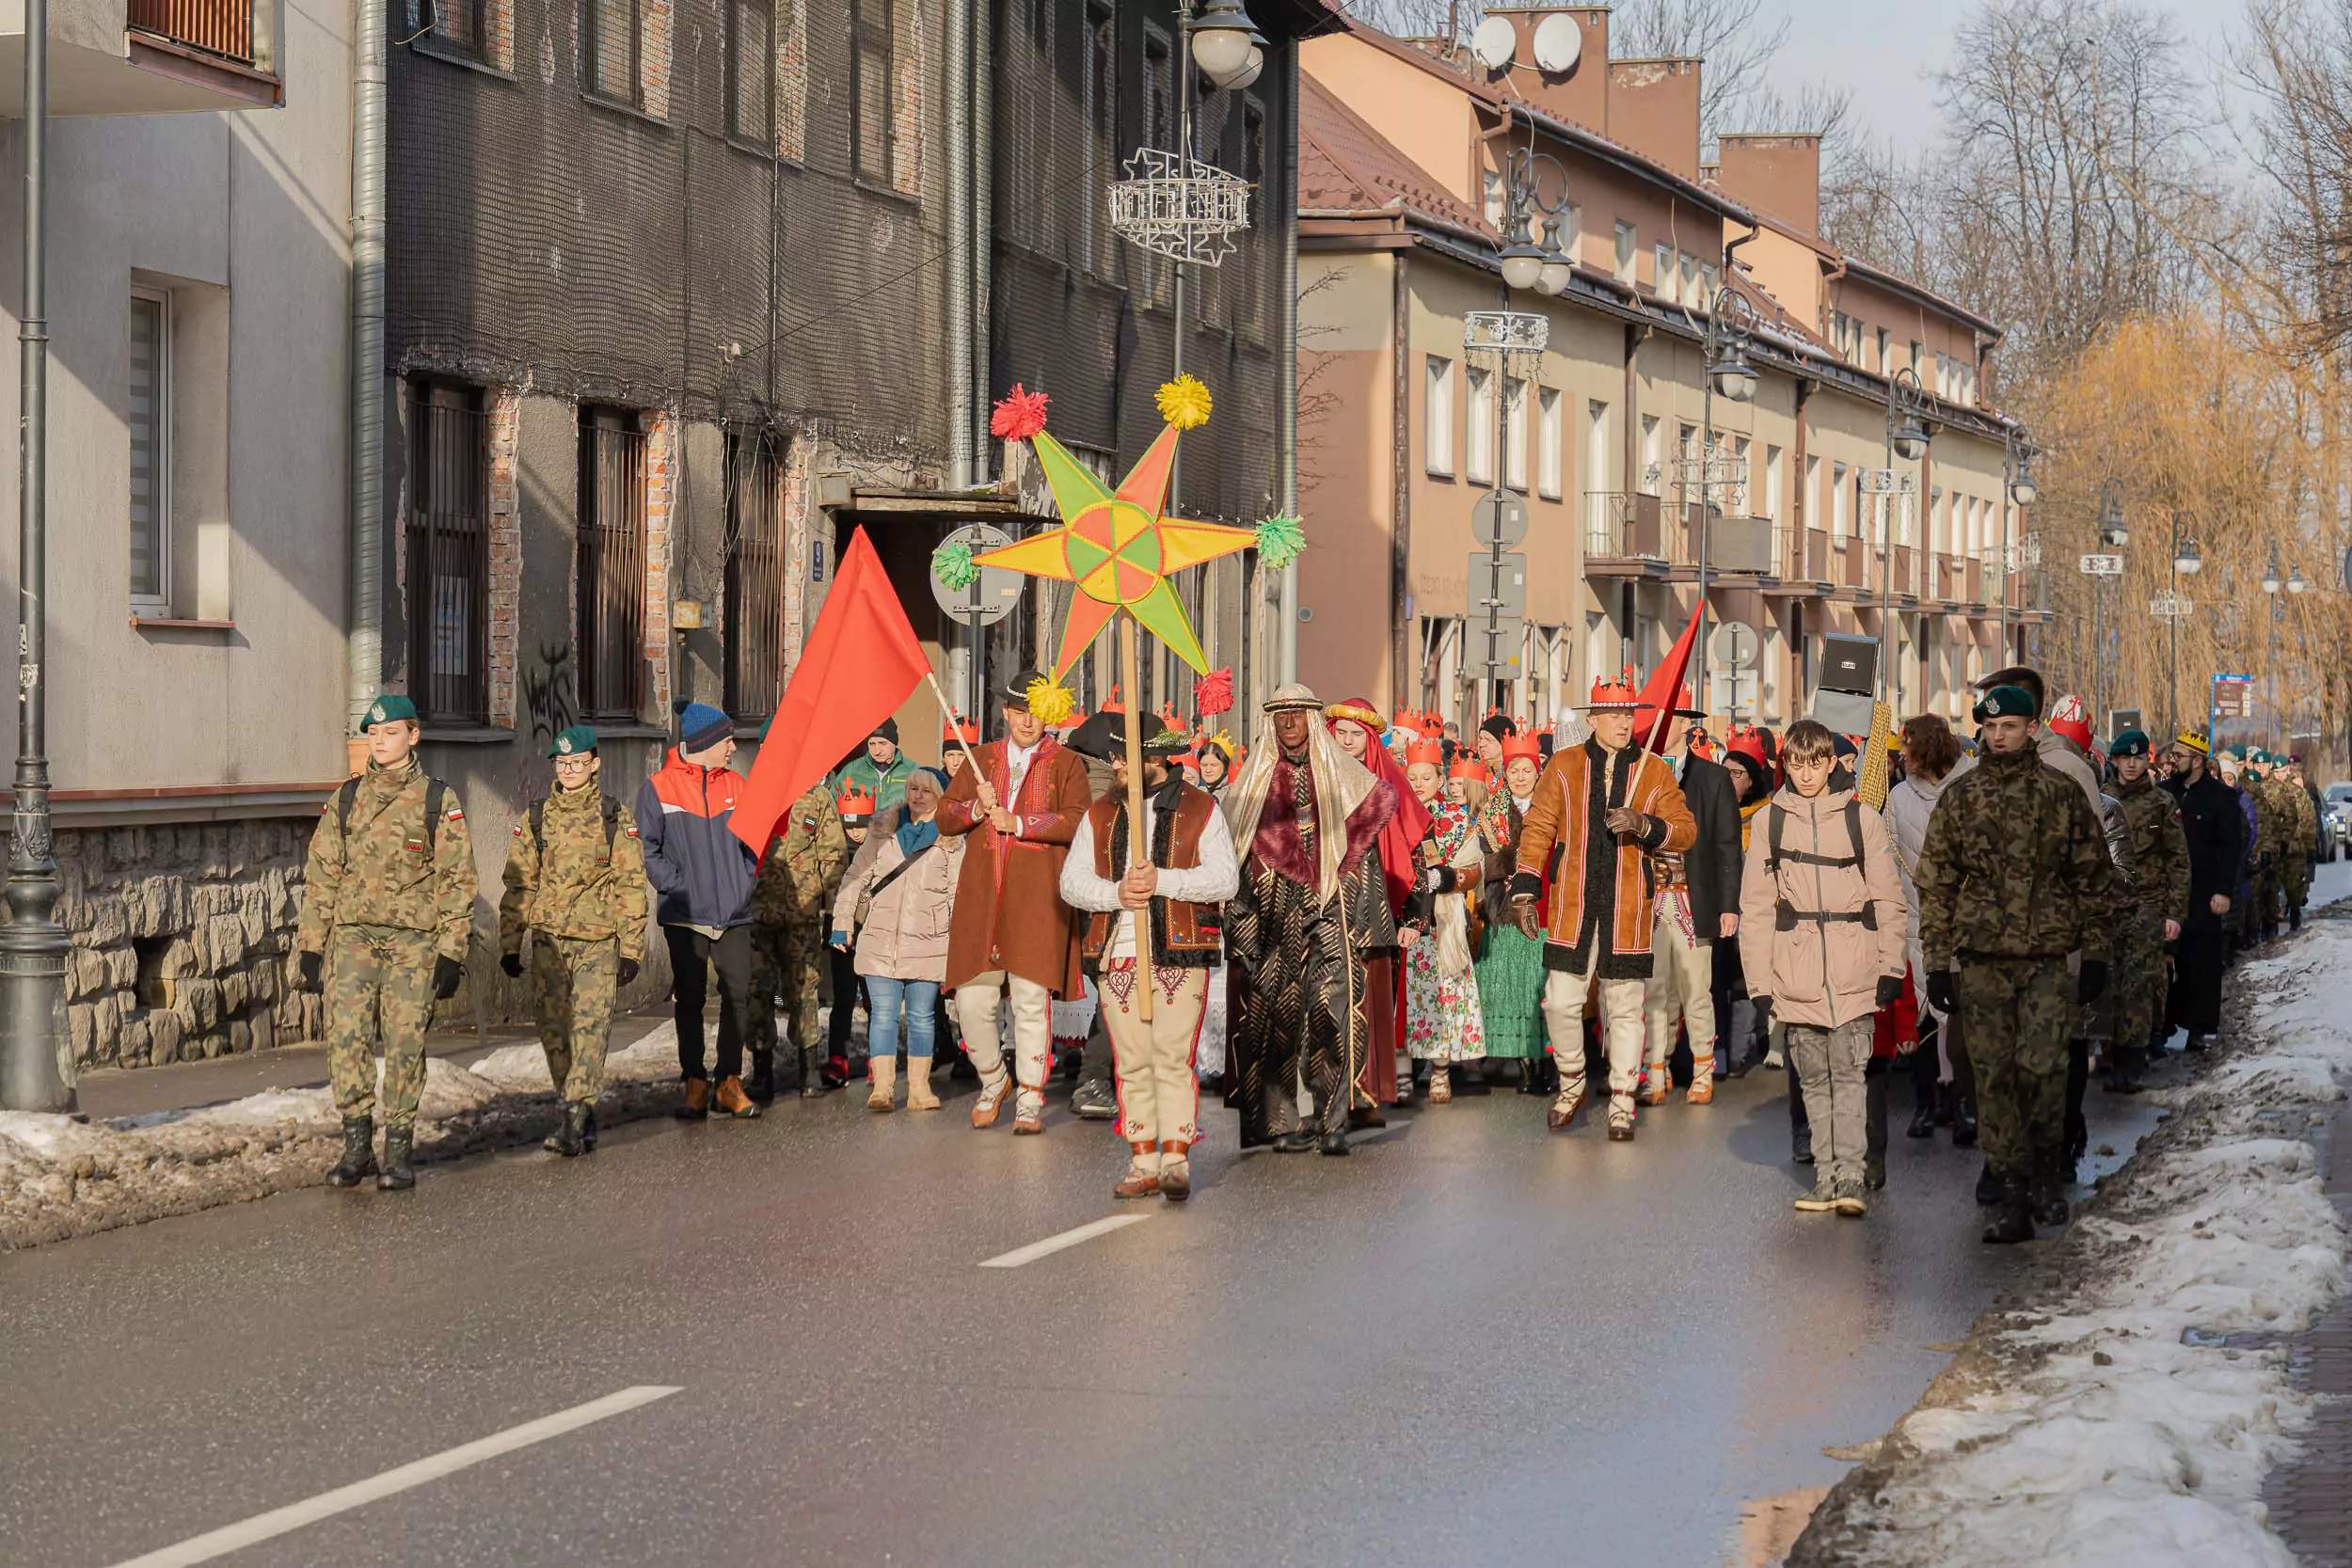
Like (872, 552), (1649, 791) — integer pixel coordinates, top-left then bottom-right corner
(2111, 729), (2152, 758)
(548, 724), (599, 759)
(1971, 684), (2035, 722)
(2249, 747), (2269, 765)
(361, 693), (418, 730)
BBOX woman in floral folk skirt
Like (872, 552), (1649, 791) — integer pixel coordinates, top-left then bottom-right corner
(1399, 744), (1488, 1101)
(1477, 730), (1551, 1082)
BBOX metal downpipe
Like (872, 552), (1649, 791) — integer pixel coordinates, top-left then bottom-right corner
(349, 0), (386, 732)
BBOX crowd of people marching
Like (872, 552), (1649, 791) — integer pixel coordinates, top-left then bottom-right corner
(296, 665), (2324, 1244)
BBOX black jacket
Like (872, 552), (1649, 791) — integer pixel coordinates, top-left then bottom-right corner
(2163, 769), (2247, 933)
(1673, 752), (1744, 936)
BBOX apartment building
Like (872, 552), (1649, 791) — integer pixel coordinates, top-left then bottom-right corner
(1295, 4), (2042, 732)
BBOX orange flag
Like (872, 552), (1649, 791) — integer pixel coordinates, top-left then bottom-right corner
(732, 528), (930, 854)
(1636, 605), (1704, 754)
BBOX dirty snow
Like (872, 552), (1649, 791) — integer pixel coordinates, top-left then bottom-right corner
(1797, 925), (2352, 1567)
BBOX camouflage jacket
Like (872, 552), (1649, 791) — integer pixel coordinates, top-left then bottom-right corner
(497, 785), (649, 959)
(1916, 747), (2111, 971)
(297, 759), (477, 960)
(2287, 782), (2319, 854)
(750, 782), (850, 927)
(2112, 773), (2190, 925)
(2251, 775), (2291, 856)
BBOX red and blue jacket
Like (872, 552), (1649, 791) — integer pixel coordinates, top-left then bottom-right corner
(637, 748), (759, 928)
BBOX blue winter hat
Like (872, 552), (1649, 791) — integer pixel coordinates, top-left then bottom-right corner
(679, 702), (732, 752)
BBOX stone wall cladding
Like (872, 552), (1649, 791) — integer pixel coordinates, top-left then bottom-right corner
(56, 820), (320, 1073)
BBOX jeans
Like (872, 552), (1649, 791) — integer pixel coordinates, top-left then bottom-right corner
(862, 975), (940, 1061)
(666, 924), (752, 1083)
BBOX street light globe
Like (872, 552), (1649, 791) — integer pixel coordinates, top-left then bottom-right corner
(1712, 360), (1757, 403)
(1189, 0), (1259, 87)
(2010, 476), (2038, 506)
(1500, 245), (1545, 292)
(1894, 423), (1929, 462)
(2175, 539), (2201, 575)
(2290, 566), (2309, 594)
(1537, 256), (1573, 294)
(2263, 570), (2281, 594)
(1229, 40), (1265, 89)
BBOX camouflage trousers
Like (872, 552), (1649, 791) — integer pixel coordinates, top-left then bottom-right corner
(2287, 854), (2312, 912)
(747, 920), (827, 1057)
(1958, 955), (2071, 1182)
(531, 932), (617, 1105)
(326, 923), (439, 1132)
(2112, 909), (2168, 1054)
(2256, 859), (2284, 931)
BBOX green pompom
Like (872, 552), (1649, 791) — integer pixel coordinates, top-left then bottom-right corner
(1255, 514), (1307, 570)
(931, 541), (978, 592)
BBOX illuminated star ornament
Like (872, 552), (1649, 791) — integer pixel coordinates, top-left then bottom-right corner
(973, 375), (1306, 682)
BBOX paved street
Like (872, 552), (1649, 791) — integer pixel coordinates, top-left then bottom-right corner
(0, 976), (2247, 1568)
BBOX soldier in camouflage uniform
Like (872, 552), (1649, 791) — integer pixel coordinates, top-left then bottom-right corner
(498, 724), (648, 1156)
(747, 778), (849, 1101)
(2106, 730), (2188, 1093)
(2248, 751), (2290, 941)
(2280, 756), (2317, 928)
(1916, 684), (2111, 1245)
(294, 694), (478, 1193)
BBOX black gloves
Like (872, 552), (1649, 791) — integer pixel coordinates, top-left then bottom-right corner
(432, 955), (465, 1001)
(1926, 972), (1958, 1016)
(501, 951), (524, 979)
(2077, 959), (2108, 1005)
(294, 950), (324, 991)
(616, 957), (640, 988)
(1875, 974), (1904, 1008)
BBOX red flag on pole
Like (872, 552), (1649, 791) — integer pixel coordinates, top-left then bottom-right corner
(1636, 604), (1704, 753)
(732, 527), (930, 854)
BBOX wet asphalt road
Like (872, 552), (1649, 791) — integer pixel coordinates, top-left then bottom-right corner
(1, 999), (2223, 1568)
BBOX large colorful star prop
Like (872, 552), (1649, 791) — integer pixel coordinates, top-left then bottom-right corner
(973, 386), (1263, 680)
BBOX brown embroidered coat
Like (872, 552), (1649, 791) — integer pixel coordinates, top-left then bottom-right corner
(1513, 738), (1696, 979)
(937, 737), (1089, 996)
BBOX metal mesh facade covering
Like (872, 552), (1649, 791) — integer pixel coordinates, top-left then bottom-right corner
(989, 0), (1288, 527)
(387, 0), (950, 460)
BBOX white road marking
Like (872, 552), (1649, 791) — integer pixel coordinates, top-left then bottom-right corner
(979, 1212), (1151, 1268)
(104, 1385), (682, 1568)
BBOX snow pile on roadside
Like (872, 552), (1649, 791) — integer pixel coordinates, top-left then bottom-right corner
(1791, 924), (2352, 1568)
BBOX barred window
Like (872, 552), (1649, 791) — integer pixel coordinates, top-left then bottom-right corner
(851, 0), (895, 186)
(723, 434), (785, 720)
(1083, 3), (1113, 270)
(405, 384), (491, 724)
(584, 0), (641, 107)
(774, 0), (805, 161)
(130, 292), (170, 613)
(726, 0), (771, 144)
(431, 0), (485, 55)
(577, 407), (647, 721)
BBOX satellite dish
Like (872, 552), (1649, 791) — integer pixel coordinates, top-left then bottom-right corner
(1469, 16), (1517, 72)
(1532, 13), (1582, 73)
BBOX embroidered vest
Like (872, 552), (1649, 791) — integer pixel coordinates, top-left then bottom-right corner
(1082, 785), (1222, 963)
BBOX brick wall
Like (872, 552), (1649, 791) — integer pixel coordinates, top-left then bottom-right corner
(486, 388), (523, 727)
(643, 409), (675, 720)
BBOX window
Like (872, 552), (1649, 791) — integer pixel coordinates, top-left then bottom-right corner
(405, 384), (491, 723)
(723, 433), (785, 719)
(1831, 461), (1850, 539)
(1083, 4), (1114, 267)
(851, 0), (896, 186)
(1483, 169), (1505, 230)
(1679, 252), (1699, 306)
(726, 0), (771, 144)
(775, 0), (807, 159)
(1640, 414), (1661, 493)
(1423, 356), (1454, 476)
(1537, 387), (1563, 499)
(577, 407), (648, 720)
(1764, 444), (1784, 522)
(1466, 366), (1495, 485)
(1586, 398), (1610, 497)
(1909, 339), (1924, 373)
(1613, 221), (1636, 285)
(130, 292), (169, 613)
(1732, 435), (1751, 514)
(1503, 375), (1529, 491)
(1652, 243), (1673, 297)
(1559, 204), (1582, 267)
(431, 0), (486, 56)
(584, 0), (642, 106)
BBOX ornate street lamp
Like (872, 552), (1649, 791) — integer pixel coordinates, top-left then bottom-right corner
(1188, 0), (1265, 89)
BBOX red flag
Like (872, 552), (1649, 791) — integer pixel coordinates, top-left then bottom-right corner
(732, 528), (930, 853)
(1636, 604), (1704, 753)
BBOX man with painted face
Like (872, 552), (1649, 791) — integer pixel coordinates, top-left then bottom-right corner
(1221, 684), (1401, 1154)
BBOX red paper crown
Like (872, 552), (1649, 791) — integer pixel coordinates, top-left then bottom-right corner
(1500, 732), (1543, 763)
(1449, 756), (1490, 784)
(943, 712), (980, 745)
(834, 784), (877, 818)
(1588, 667), (1642, 711)
(1404, 738), (1445, 768)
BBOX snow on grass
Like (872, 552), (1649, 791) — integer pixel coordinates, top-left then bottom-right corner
(1801, 921), (2352, 1567)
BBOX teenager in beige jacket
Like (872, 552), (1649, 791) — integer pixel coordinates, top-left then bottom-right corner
(1737, 720), (1910, 1217)
(830, 768), (966, 1112)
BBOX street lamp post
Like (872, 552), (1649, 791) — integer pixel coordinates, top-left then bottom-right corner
(0, 0), (71, 1114)
(1692, 284), (1757, 721)
(2261, 545), (2307, 753)
(2166, 514), (2201, 736)
(1874, 366), (1931, 705)
(2002, 427), (2036, 670)
(2092, 478), (2126, 733)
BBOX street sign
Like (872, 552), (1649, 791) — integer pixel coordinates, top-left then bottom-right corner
(2078, 553), (2124, 577)
(930, 523), (1024, 626)
(1466, 551), (1528, 619)
(2212, 673), (2254, 719)
(2148, 591), (2195, 618)
(1709, 620), (1758, 671)
(1471, 491), (1528, 549)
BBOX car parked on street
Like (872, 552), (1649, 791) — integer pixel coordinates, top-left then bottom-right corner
(2323, 784), (2352, 862)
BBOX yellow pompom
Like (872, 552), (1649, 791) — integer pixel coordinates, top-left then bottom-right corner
(1155, 374), (1213, 432)
(1024, 676), (1077, 728)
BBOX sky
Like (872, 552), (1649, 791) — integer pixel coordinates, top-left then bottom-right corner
(1766, 0), (2238, 157)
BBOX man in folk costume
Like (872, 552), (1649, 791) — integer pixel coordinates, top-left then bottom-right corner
(937, 670), (1090, 1134)
(1325, 695), (1431, 1114)
(1059, 725), (1240, 1201)
(1223, 684), (1402, 1155)
(1511, 671), (1698, 1140)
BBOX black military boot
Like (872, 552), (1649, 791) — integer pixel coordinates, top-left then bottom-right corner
(376, 1128), (416, 1192)
(549, 1102), (589, 1158)
(1975, 1161), (2010, 1207)
(1951, 1095), (1979, 1147)
(326, 1117), (376, 1189)
(1982, 1197), (2035, 1244)
(799, 1046), (831, 1099)
(746, 1048), (777, 1105)
(2031, 1154), (2072, 1228)
(580, 1106), (598, 1152)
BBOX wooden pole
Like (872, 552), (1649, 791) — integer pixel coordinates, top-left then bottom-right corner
(1121, 616), (1154, 1022)
(922, 667), (987, 781)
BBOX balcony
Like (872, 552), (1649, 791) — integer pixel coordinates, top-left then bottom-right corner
(0, 0), (279, 116)
(1584, 492), (1663, 575)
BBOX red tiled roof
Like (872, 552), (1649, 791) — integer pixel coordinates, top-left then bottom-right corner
(1297, 71), (1489, 236)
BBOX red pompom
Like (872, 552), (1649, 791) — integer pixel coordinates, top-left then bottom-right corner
(1195, 667), (1233, 718)
(991, 384), (1051, 441)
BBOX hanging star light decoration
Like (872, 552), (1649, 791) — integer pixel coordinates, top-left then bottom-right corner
(975, 379), (1302, 681)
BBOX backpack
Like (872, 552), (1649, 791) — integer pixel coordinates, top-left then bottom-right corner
(1764, 796), (1877, 932)
(527, 793), (622, 856)
(334, 774), (452, 849)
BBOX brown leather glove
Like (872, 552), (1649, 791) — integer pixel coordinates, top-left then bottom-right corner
(1511, 895), (1543, 942)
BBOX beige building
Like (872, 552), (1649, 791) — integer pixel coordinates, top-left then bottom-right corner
(1295, 6), (2042, 734)
(0, 0), (351, 1070)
